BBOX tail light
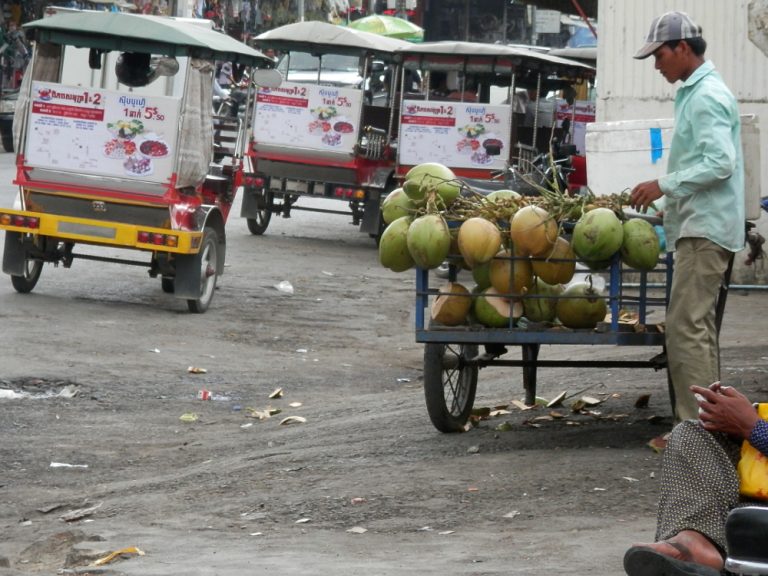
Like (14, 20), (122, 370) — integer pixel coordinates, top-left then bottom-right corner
(0, 213), (40, 229)
(137, 230), (179, 248)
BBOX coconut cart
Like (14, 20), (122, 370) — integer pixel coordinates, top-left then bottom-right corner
(409, 202), (677, 433)
(242, 21), (412, 240)
(0, 12), (276, 312)
(392, 41), (595, 197)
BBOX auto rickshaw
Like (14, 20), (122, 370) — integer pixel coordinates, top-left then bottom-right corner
(0, 11), (277, 312)
(243, 21), (413, 239)
(393, 41), (595, 195)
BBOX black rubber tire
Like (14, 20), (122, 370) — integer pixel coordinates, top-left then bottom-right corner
(10, 258), (42, 294)
(245, 188), (273, 235)
(423, 342), (479, 433)
(1, 130), (13, 153)
(160, 276), (175, 294)
(186, 228), (219, 313)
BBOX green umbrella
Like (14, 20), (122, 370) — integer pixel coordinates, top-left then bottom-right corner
(348, 15), (424, 42)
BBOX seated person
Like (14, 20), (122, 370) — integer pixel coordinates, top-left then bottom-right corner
(623, 382), (768, 576)
(445, 71), (477, 102)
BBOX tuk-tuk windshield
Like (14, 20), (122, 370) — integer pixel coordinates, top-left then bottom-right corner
(277, 52), (362, 88)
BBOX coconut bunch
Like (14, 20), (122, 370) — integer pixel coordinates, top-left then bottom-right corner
(378, 162), (662, 331)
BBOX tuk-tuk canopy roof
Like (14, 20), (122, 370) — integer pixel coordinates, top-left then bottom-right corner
(255, 21), (412, 60)
(398, 41), (595, 80)
(24, 12), (274, 66)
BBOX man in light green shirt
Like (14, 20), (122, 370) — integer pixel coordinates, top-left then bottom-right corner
(630, 11), (745, 423)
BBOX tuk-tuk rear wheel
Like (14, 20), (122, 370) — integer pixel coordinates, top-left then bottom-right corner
(10, 259), (43, 294)
(423, 342), (479, 433)
(245, 187), (273, 235)
(186, 228), (219, 313)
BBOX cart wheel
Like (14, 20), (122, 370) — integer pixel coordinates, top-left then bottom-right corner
(423, 342), (479, 433)
(186, 228), (219, 313)
(161, 276), (175, 294)
(246, 187), (273, 235)
(10, 258), (42, 294)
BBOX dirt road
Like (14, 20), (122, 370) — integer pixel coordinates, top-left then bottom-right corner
(1, 152), (766, 575)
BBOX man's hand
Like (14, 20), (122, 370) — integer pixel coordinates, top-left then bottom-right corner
(692, 383), (759, 439)
(630, 180), (663, 213)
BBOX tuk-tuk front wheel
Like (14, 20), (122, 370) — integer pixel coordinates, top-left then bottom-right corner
(423, 342), (478, 433)
(186, 228), (219, 313)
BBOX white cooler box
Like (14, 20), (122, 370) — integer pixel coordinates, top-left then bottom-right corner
(585, 115), (762, 220)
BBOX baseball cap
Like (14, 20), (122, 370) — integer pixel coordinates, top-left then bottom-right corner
(634, 11), (702, 59)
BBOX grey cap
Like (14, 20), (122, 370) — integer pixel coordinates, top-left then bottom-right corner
(634, 11), (702, 59)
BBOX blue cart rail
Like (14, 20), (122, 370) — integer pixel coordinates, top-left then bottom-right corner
(413, 252), (676, 432)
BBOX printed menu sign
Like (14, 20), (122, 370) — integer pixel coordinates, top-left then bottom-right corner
(253, 81), (362, 153)
(399, 100), (511, 170)
(26, 81), (180, 183)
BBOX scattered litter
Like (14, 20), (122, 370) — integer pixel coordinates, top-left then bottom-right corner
(92, 547), (145, 567)
(341, 363), (352, 368)
(396, 378), (411, 383)
(150, 348), (160, 354)
(622, 477), (639, 483)
(275, 280), (294, 294)
(347, 526), (367, 534)
(489, 409), (511, 417)
(197, 389), (211, 401)
(246, 407), (281, 420)
(503, 511), (520, 519)
(546, 391), (567, 408)
(635, 394), (651, 408)
(187, 366), (207, 374)
(495, 422), (513, 432)
(179, 413), (199, 423)
(37, 503), (66, 514)
(321, 271), (335, 277)
(295, 518), (310, 524)
(269, 388), (283, 399)
(250, 532), (263, 536)
(279, 416), (307, 426)
(467, 487), (479, 492)
(647, 433), (670, 453)
(296, 349), (308, 354)
(289, 402), (302, 408)
(350, 497), (366, 505)
(0, 385), (79, 400)
(467, 445), (480, 454)
(240, 423), (253, 429)
(438, 530), (455, 535)
(593, 487), (607, 492)
(60, 502), (103, 522)
(417, 526), (432, 532)
(510, 399), (535, 411)
(50, 462), (88, 469)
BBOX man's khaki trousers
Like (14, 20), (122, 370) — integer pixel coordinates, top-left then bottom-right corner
(666, 237), (732, 421)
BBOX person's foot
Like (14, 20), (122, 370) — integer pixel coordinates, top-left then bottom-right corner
(624, 530), (724, 576)
(637, 531), (724, 571)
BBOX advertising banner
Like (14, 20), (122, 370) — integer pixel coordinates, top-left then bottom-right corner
(25, 81), (181, 183)
(399, 100), (511, 170)
(253, 81), (362, 154)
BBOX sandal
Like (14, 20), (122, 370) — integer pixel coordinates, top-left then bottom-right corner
(623, 546), (722, 576)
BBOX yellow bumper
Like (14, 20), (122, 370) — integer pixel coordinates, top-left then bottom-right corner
(0, 209), (203, 254)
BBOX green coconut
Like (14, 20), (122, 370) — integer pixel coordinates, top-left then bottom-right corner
(488, 248), (533, 297)
(556, 281), (607, 329)
(621, 218), (661, 271)
(486, 189), (522, 204)
(523, 278), (563, 323)
(406, 213), (451, 270)
(378, 216), (415, 273)
(572, 207), (624, 265)
(381, 188), (415, 225)
(404, 162), (461, 207)
(473, 286), (522, 328)
(457, 217), (502, 268)
(531, 236), (576, 285)
(510, 205), (558, 256)
(472, 261), (492, 290)
(431, 282), (472, 326)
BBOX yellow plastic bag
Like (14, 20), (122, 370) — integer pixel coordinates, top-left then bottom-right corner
(737, 403), (768, 500)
